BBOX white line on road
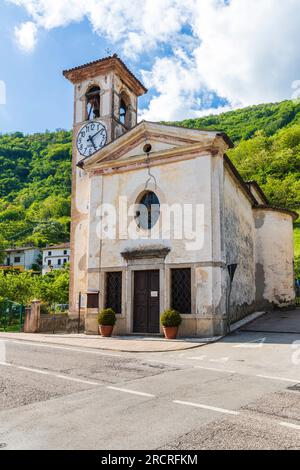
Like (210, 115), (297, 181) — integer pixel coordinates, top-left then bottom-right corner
(55, 375), (101, 386)
(256, 374), (300, 383)
(279, 421), (300, 431)
(195, 366), (236, 374)
(18, 366), (49, 375)
(9, 340), (123, 357)
(173, 400), (240, 415)
(189, 355), (207, 360)
(107, 386), (155, 397)
(233, 338), (266, 348)
(0, 361), (102, 386)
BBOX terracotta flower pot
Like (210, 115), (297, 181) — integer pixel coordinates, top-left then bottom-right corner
(99, 325), (114, 337)
(163, 326), (179, 340)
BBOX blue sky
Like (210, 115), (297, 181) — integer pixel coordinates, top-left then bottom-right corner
(0, 2), (147, 133)
(1, 0), (300, 134)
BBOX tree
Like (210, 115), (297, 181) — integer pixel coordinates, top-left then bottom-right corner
(31, 220), (68, 246)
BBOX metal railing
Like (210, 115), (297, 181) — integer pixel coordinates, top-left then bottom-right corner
(0, 299), (24, 332)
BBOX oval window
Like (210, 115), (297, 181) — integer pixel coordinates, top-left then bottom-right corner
(136, 191), (160, 230)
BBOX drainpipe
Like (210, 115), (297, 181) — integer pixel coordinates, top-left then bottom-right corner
(226, 264), (237, 334)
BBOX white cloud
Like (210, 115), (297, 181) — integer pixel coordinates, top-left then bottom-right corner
(8, 0), (300, 120)
(193, 0), (300, 107)
(14, 21), (38, 52)
(140, 53), (205, 121)
(0, 80), (6, 105)
(9, 0), (190, 54)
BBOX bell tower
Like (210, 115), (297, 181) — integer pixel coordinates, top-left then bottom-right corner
(63, 55), (147, 317)
(63, 54), (147, 159)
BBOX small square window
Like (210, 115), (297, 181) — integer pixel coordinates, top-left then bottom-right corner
(14, 257), (21, 263)
(63, 250), (67, 255)
(48, 251), (52, 256)
(87, 292), (99, 309)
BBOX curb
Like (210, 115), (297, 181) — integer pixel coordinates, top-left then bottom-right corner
(0, 333), (221, 354)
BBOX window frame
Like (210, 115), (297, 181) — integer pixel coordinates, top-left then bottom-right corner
(135, 190), (160, 230)
(105, 271), (122, 314)
(86, 85), (101, 121)
(170, 268), (192, 314)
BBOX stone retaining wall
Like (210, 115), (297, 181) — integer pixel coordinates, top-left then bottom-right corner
(38, 314), (85, 334)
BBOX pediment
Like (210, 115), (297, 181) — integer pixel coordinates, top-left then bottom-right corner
(79, 121), (232, 172)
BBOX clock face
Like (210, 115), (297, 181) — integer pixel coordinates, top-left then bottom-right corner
(76, 121), (107, 157)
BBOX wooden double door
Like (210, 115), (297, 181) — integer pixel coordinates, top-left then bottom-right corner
(133, 270), (160, 333)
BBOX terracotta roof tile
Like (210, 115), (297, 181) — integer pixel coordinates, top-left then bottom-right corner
(63, 54), (147, 94)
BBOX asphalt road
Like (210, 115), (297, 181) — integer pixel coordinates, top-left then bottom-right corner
(1, 330), (300, 450)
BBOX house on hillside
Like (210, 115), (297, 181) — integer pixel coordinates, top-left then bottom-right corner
(42, 243), (70, 275)
(64, 55), (297, 337)
(0, 247), (41, 272)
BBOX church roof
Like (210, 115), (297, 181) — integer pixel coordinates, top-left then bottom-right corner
(63, 54), (147, 96)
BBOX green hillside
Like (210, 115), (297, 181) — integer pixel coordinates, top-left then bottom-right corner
(170, 99), (300, 142)
(0, 129), (72, 251)
(0, 100), (299, 274)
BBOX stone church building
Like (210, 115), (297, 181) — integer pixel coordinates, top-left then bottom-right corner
(64, 55), (297, 337)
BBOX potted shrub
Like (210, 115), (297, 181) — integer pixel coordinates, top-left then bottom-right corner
(97, 308), (116, 337)
(161, 309), (182, 339)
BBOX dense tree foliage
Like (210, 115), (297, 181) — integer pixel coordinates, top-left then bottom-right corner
(0, 267), (69, 306)
(229, 127), (300, 208)
(171, 100), (300, 142)
(0, 99), (299, 276)
(0, 130), (71, 248)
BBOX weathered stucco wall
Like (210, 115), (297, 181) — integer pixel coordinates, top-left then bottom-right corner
(83, 151), (224, 337)
(96, 154), (213, 268)
(223, 169), (256, 323)
(69, 66), (141, 317)
(254, 208), (295, 309)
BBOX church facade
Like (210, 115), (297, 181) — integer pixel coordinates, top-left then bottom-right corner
(64, 55), (297, 337)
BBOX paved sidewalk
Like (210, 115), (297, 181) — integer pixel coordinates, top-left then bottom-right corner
(0, 332), (219, 352)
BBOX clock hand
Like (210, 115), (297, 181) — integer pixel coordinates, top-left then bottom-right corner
(87, 135), (96, 150)
(91, 128), (106, 140)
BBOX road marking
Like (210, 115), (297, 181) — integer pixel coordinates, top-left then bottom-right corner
(279, 421), (300, 431)
(195, 366), (236, 374)
(233, 338), (266, 348)
(9, 340), (123, 357)
(55, 375), (101, 386)
(173, 400), (239, 415)
(0, 360), (101, 386)
(107, 386), (155, 397)
(17, 366), (49, 375)
(256, 374), (300, 383)
(189, 355), (207, 361)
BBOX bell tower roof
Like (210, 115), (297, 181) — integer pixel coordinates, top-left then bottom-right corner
(63, 54), (147, 96)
